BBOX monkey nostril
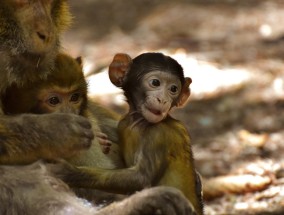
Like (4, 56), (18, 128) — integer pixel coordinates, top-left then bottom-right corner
(157, 98), (167, 104)
(37, 31), (47, 41)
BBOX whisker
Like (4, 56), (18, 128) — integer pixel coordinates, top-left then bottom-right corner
(129, 111), (139, 116)
(130, 118), (144, 129)
(36, 57), (41, 68)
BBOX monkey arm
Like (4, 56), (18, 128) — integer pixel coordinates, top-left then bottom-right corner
(0, 113), (94, 165)
(48, 143), (168, 194)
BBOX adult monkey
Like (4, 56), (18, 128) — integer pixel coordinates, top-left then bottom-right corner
(0, 161), (193, 215)
(0, 1), (194, 214)
(48, 52), (203, 215)
(0, 0), (94, 164)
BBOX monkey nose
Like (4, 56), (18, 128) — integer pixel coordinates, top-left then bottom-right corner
(157, 98), (167, 104)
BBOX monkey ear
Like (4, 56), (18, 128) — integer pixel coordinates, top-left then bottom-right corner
(108, 53), (132, 87)
(76, 57), (83, 67)
(176, 77), (192, 107)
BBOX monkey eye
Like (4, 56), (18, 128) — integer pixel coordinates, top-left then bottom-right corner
(170, 85), (179, 94)
(70, 93), (81, 103)
(47, 96), (60, 106)
(150, 79), (160, 87)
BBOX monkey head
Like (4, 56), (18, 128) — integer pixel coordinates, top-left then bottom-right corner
(2, 54), (88, 116)
(33, 55), (87, 115)
(0, 0), (72, 86)
(36, 85), (85, 115)
(109, 52), (192, 123)
(2, 0), (71, 55)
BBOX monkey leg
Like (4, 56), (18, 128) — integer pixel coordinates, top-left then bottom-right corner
(0, 161), (99, 215)
(96, 186), (196, 215)
(0, 161), (195, 215)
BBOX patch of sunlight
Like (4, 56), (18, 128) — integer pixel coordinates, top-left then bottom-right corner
(87, 70), (125, 105)
(86, 49), (252, 104)
(235, 201), (269, 211)
(259, 24), (272, 38)
(170, 49), (252, 99)
(273, 77), (284, 96)
(82, 58), (95, 77)
(87, 69), (122, 95)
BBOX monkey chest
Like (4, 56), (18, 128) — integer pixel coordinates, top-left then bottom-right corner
(120, 129), (142, 166)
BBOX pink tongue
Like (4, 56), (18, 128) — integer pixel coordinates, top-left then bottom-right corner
(149, 108), (161, 115)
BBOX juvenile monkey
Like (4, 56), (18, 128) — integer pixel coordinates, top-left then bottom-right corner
(2, 53), (123, 168)
(0, 0), (94, 165)
(49, 52), (204, 215)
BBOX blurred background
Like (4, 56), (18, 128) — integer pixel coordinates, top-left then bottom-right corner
(63, 1), (284, 214)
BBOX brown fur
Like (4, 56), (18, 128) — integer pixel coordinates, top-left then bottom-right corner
(0, 1), (196, 214)
(0, 160), (193, 215)
(2, 53), (125, 170)
(0, 0), (94, 165)
(2, 52), (125, 203)
(0, 52), (194, 215)
(47, 53), (203, 215)
(0, 0), (72, 92)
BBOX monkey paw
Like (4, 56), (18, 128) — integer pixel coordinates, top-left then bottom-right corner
(102, 186), (197, 215)
(137, 186), (196, 215)
(44, 159), (79, 183)
(43, 113), (95, 156)
(95, 131), (112, 154)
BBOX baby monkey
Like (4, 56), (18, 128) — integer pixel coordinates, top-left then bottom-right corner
(109, 52), (203, 215)
(51, 52), (203, 215)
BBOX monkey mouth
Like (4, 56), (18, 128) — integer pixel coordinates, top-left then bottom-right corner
(147, 107), (162, 116)
(142, 105), (166, 123)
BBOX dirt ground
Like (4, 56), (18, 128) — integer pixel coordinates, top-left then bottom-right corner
(63, 0), (284, 214)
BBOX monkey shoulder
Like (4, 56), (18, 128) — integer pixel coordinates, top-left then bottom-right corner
(87, 101), (120, 121)
(159, 117), (190, 139)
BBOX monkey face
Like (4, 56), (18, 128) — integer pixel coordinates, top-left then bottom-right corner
(36, 87), (86, 115)
(140, 71), (181, 123)
(10, 0), (57, 54)
(108, 52), (192, 123)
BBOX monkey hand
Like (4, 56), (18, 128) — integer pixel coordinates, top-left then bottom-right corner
(33, 113), (94, 157)
(0, 113), (94, 161)
(44, 158), (80, 183)
(97, 186), (196, 215)
(95, 131), (112, 154)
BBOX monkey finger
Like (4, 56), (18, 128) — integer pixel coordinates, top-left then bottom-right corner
(84, 130), (95, 140)
(98, 138), (112, 147)
(95, 131), (108, 139)
(101, 146), (111, 154)
(45, 159), (78, 179)
(80, 137), (93, 149)
(76, 116), (92, 129)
